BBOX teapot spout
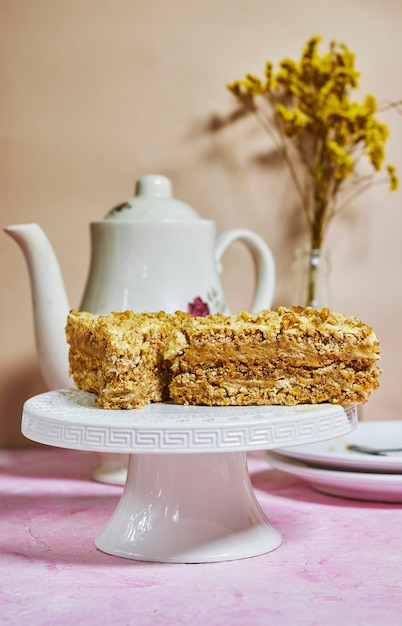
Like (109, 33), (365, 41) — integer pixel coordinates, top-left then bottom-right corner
(4, 223), (72, 390)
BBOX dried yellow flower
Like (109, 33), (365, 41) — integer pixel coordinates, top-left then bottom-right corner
(227, 36), (399, 250)
(387, 165), (399, 191)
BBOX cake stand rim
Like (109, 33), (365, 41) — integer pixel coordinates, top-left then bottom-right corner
(21, 388), (358, 454)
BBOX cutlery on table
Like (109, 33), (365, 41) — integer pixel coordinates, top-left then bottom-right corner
(347, 444), (402, 457)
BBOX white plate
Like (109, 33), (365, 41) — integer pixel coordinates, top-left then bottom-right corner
(266, 451), (402, 503)
(273, 421), (402, 473)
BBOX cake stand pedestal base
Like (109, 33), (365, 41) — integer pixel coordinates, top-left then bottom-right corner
(21, 389), (358, 563)
(96, 451), (281, 563)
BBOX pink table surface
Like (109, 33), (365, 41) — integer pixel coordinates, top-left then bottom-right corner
(1, 448), (402, 626)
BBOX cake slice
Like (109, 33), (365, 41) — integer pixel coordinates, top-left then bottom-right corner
(168, 307), (381, 406)
(66, 309), (186, 409)
(66, 306), (381, 409)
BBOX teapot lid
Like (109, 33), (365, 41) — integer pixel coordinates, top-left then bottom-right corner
(104, 174), (201, 222)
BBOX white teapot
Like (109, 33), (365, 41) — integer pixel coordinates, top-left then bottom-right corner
(5, 174), (275, 391)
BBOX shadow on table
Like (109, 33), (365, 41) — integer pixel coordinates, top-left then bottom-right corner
(0, 492), (162, 568)
(0, 448), (127, 483)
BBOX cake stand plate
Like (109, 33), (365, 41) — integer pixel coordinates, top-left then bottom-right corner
(22, 389), (357, 563)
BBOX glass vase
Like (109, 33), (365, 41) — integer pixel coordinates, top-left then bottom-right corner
(290, 248), (331, 309)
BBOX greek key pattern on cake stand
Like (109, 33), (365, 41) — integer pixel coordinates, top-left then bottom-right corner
(22, 389), (358, 453)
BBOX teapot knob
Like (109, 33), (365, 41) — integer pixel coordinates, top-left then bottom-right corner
(135, 174), (172, 198)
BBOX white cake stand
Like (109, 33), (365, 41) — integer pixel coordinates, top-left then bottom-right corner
(22, 389), (357, 564)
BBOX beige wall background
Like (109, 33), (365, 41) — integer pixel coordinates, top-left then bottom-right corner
(1, 0), (402, 446)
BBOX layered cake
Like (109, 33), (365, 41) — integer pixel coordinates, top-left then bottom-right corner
(66, 306), (381, 409)
(169, 307), (381, 407)
(66, 307), (381, 409)
(66, 309), (185, 409)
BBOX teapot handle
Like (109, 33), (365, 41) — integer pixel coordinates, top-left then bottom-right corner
(215, 229), (276, 312)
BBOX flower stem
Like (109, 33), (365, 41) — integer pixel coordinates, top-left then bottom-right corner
(306, 249), (323, 308)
